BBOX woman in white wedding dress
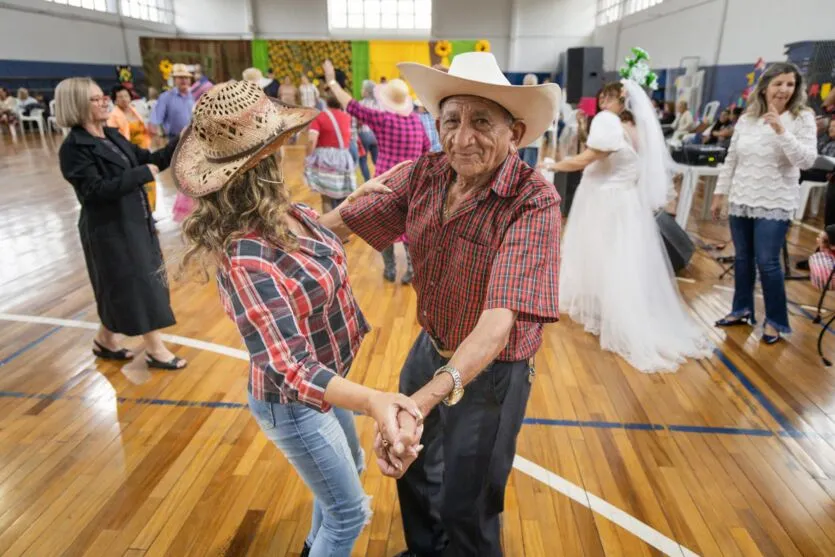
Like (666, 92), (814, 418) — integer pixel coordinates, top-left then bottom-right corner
(542, 80), (712, 372)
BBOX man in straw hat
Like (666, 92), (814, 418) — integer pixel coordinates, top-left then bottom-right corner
(319, 52), (562, 556)
(149, 63), (194, 141)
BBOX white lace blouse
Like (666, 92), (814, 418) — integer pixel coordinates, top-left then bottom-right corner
(715, 110), (817, 220)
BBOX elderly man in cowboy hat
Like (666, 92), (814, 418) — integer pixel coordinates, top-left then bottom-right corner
(149, 63), (194, 141)
(320, 52), (562, 556)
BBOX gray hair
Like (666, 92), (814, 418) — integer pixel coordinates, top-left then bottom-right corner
(746, 62), (809, 119)
(55, 77), (96, 128)
(362, 80), (376, 98)
(522, 74), (538, 86)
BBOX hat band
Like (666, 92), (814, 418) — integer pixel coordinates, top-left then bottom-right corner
(205, 133), (276, 164)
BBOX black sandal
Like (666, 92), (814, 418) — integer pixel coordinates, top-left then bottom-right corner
(715, 314), (753, 327)
(93, 340), (134, 361)
(146, 354), (187, 370)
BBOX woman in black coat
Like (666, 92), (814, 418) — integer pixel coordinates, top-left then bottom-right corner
(56, 77), (187, 370)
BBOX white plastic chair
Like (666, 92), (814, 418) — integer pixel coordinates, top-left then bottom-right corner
(702, 100), (720, 124)
(796, 180), (828, 221)
(47, 99), (60, 133)
(18, 105), (45, 138)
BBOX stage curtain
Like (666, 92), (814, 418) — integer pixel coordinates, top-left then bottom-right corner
(251, 39), (269, 73)
(352, 41), (370, 99)
(368, 41), (430, 85)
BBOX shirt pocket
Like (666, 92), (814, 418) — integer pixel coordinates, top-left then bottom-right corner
(444, 235), (494, 310)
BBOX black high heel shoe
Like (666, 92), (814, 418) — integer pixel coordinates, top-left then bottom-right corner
(761, 333), (782, 345)
(715, 314), (753, 327)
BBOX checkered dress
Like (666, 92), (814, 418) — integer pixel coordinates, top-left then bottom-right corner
(340, 152), (561, 361)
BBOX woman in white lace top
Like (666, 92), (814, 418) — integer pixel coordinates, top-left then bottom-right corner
(711, 63), (817, 344)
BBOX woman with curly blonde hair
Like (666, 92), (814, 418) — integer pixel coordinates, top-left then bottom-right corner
(172, 80), (422, 556)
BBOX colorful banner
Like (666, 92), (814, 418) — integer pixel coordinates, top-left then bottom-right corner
(368, 41), (431, 85)
(351, 41), (370, 99)
(266, 40), (353, 89)
(252, 39), (269, 74)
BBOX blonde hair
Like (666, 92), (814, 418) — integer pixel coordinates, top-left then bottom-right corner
(55, 77), (96, 128)
(177, 155), (298, 282)
(746, 62), (809, 119)
(242, 67), (264, 83)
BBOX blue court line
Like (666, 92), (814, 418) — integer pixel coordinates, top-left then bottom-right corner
(1, 389), (827, 438)
(0, 313), (807, 439)
(0, 326), (63, 367)
(712, 348), (796, 434)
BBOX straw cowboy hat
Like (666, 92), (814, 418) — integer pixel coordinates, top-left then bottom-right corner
(376, 78), (414, 116)
(398, 52), (561, 147)
(171, 63), (193, 79)
(172, 80), (317, 198)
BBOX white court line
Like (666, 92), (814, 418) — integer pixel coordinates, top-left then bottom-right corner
(676, 277), (697, 284)
(793, 221), (824, 234)
(0, 312), (700, 557)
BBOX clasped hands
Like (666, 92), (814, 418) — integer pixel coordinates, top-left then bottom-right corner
(366, 392), (425, 479)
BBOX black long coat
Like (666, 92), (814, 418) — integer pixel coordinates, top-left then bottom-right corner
(59, 126), (179, 336)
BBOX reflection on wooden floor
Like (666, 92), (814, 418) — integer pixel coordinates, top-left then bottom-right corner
(1, 132), (835, 557)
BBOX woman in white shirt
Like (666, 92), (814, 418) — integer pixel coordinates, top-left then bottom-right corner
(711, 63), (817, 344)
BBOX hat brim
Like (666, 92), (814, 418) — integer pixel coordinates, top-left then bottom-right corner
(397, 62), (561, 147)
(172, 73), (193, 79)
(172, 98), (318, 198)
(376, 87), (414, 116)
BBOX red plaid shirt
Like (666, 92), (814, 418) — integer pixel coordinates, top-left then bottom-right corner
(217, 204), (370, 411)
(341, 152), (561, 361)
(346, 99), (430, 175)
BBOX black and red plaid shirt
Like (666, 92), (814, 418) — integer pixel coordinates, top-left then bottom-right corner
(217, 204), (370, 411)
(341, 152), (561, 361)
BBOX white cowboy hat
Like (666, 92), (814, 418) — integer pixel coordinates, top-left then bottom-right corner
(376, 78), (414, 116)
(398, 52), (561, 147)
(172, 80), (317, 198)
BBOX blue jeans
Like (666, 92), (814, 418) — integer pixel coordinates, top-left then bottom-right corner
(728, 215), (791, 333)
(358, 129), (378, 181)
(248, 393), (369, 556)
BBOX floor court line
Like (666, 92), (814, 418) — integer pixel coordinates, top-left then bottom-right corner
(0, 311), (699, 556)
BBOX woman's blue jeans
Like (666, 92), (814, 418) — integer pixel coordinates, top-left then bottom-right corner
(358, 129), (378, 181)
(728, 215), (792, 333)
(248, 393), (369, 556)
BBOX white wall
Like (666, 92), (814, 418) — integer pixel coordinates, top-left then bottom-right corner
(0, 0), (175, 65)
(174, 0), (251, 37)
(593, 0), (834, 71)
(510, 0), (596, 72)
(173, 0), (594, 72)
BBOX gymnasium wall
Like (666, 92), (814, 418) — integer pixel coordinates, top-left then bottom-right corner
(0, 0), (174, 95)
(591, 0), (834, 106)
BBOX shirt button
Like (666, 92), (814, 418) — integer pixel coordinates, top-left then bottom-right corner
(429, 281), (435, 287)
(422, 310), (427, 316)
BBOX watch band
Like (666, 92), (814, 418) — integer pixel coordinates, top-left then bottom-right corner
(434, 365), (464, 406)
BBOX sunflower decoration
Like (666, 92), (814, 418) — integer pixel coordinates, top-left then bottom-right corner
(267, 40), (352, 88)
(159, 59), (173, 82)
(435, 40), (452, 66)
(618, 46), (658, 91)
(475, 40), (491, 53)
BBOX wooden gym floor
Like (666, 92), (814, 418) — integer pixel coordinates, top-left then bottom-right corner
(1, 131), (834, 557)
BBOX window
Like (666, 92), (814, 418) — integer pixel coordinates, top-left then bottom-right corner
(43, 0), (174, 23)
(596, 0), (664, 26)
(43, 0), (109, 12)
(120, 0), (174, 23)
(328, 0), (432, 33)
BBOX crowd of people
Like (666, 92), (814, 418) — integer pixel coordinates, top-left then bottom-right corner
(39, 50), (833, 556)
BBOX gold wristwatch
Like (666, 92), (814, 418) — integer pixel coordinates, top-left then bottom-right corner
(434, 365), (464, 406)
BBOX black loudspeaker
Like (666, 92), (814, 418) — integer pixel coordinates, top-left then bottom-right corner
(655, 211), (695, 274)
(553, 171), (582, 217)
(565, 47), (603, 104)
